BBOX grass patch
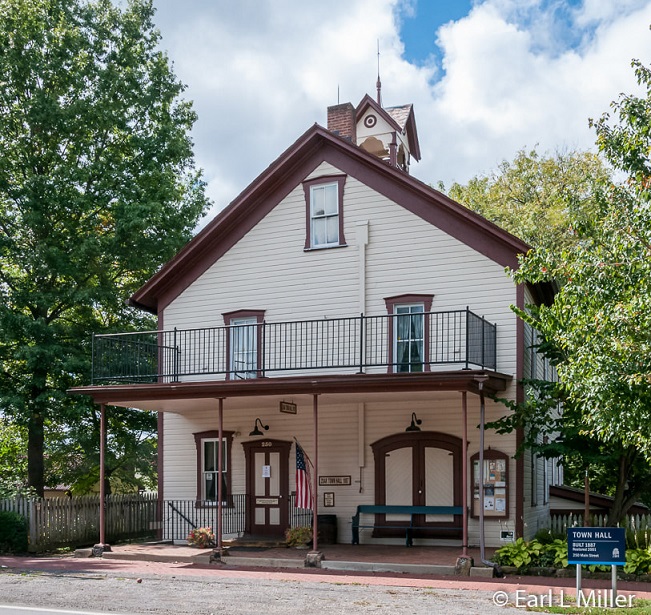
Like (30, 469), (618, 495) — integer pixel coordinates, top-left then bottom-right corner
(528, 597), (651, 614)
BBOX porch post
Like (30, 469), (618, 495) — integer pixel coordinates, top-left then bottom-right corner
(217, 397), (224, 552)
(312, 393), (319, 553)
(99, 403), (106, 546)
(94, 403), (111, 555)
(461, 392), (469, 557)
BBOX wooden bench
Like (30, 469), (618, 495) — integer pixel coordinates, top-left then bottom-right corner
(351, 505), (463, 547)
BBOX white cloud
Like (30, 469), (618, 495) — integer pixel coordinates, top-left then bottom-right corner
(151, 0), (651, 215)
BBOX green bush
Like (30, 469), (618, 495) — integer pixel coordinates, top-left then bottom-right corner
(624, 548), (651, 575)
(494, 537), (567, 570)
(494, 537), (544, 569)
(0, 510), (28, 553)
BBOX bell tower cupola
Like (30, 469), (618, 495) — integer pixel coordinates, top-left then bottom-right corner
(327, 95), (421, 174)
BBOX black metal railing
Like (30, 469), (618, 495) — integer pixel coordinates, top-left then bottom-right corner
(162, 494), (312, 542)
(92, 308), (497, 384)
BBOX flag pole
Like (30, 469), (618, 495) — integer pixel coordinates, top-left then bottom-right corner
(293, 436), (314, 471)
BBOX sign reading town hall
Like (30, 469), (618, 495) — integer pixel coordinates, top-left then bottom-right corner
(567, 527), (626, 566)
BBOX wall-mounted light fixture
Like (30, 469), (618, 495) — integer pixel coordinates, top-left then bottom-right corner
(405, 412), (422, 432)
(249, 418), (269, 436)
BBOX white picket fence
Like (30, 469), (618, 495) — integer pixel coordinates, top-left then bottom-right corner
(0, 493), (159, 552)
(550, 512), (651, 535)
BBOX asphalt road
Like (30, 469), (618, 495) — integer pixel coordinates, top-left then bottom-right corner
(0, 566), (512, 615)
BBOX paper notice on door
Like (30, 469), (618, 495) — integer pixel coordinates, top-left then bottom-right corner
(262, 465), (271, 478)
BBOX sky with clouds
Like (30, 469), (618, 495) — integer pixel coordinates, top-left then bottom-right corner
(150, 0), (651, 220)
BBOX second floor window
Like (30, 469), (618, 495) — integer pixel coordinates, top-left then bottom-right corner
(384, 294), (433, 374)
(395, 304), (425, 373)
(230, 317), (258, 379)
(223, 309), (265, 380)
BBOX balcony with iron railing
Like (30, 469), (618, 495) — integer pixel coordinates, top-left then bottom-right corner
(91, 308), (497, 385)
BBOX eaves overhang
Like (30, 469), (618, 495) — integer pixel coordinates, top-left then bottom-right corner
(70, 370), (511, 409)
(129, 124), (531, 315)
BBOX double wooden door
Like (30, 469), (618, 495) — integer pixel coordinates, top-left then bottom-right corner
(372, 432), (462, 537)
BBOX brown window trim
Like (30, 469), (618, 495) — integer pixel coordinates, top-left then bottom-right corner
(193, 429), (235, 507)
(222, 309), (265, 381)
(303, 174), (347, 250)
(384, 294), (434, 374)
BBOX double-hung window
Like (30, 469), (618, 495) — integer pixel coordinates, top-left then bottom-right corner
(310, 183), (339, 247)
(202, 438), (228, 502)
(230, 317), (258, 379)
(395, 304), (425, 373)
(223, 310), (265, 380)
(384, 294), (433, 374)
(303, 175), (347, 249)
(193, 430), (233, 505)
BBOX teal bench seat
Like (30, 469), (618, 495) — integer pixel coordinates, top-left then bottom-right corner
(351, 504), (463, 547)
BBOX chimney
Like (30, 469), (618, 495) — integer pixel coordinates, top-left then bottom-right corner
(327, 103), (356, 142)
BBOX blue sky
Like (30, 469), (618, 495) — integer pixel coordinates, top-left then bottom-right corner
(398, 0), (474, 65)
(151, 0), (651, 219)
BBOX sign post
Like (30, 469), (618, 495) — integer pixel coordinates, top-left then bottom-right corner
(567, 527), (626, 605)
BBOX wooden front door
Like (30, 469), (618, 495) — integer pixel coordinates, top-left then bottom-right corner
(242, 439), (291, 536)
(372, 431), (462, 538)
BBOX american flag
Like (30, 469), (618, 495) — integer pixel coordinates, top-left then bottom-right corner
(295, 443), (312, 509)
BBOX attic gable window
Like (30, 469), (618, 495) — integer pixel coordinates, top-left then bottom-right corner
(303, 175), (347, 250)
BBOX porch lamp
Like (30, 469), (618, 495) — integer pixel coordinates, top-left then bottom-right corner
(249, 418), (269, 436)
(405, 412), (422, 432)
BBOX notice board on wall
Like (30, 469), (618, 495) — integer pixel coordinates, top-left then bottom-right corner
(471, 449), (509, 518)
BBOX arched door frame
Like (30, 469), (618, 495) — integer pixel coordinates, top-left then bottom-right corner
(371, 431), (462, 538)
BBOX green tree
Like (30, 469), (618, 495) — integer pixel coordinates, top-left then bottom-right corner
(0, 0), (208, 496)
(505, 59), (651, 522)
(447, 148), (610, 251)
(0, 417), (31, 498)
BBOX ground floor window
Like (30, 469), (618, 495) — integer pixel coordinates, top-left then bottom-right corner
(193, 430), (234, 504)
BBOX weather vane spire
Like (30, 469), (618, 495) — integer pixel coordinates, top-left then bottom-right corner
(376, 39), (382, 106)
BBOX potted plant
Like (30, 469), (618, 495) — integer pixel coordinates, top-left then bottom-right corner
(284, 525), (313, 548)
(187, 526), (215, 548)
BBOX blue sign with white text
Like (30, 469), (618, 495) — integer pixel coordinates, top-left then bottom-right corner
(567, 527), (626, 566)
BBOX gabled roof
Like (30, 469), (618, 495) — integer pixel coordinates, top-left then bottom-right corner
(354, 95), (421, 162)
(130, 123), (530, 314)
(385, 104), (421, 162)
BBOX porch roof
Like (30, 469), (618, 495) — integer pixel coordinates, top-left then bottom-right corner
(69, 369), (510, 413)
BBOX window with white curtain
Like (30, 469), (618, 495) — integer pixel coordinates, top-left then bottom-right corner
(394, 304), (425, 373)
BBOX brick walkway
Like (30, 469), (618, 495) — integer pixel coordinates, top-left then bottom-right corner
(103, 542), (491, 566)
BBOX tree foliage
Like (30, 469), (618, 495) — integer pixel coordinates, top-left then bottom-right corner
(502, 59), (651, 521)
(0, 0), (208, 495)
(448, 148), (610, 251)
(0, 418), (31, 498)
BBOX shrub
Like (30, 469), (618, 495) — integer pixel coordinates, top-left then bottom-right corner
(494, 537), (567, 570)
(0, 511), (28, 553)
(494, 537), (544, 569)
(284, 526), (313, 547)
(187, 526), (215, 548)
(624, 548), (651, 575)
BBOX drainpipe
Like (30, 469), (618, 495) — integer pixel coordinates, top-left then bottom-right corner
(217, 397), (224, 552)
(478, 378), (499, 573)
(461, 392), (468, 558)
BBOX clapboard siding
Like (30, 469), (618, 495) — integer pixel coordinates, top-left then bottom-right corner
(159, 159), (533, 546)
(162, 393), (519, 545)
